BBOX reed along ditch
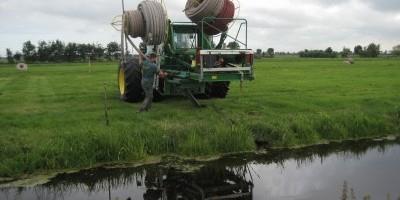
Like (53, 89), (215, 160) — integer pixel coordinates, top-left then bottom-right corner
(1, 138), (400, 200)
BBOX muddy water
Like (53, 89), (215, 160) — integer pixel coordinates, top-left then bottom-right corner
(1, 139), (400, 200)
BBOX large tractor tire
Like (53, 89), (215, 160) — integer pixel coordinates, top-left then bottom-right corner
(118, 60), (144, 103)
(206, 81), (230, 98)
(118, 59), (164, 103)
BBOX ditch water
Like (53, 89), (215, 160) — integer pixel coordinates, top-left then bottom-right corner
(1, 139), (400, 200)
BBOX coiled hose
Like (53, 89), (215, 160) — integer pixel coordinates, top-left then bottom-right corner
(123, 1), (167, 45)
(204, 0), (235, 35)
(184, 0), (235, 35)
(139, 1), (167, 45)
(124, 10), (145, 38)
(185, 0), (224, 22)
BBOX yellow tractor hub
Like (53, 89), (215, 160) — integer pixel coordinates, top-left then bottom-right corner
(118, 68), (126, 95)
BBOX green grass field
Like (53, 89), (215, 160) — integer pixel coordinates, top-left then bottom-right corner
(1, 58), (399, 178)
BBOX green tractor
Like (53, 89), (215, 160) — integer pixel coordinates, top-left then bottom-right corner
(116, 0), (254, 106)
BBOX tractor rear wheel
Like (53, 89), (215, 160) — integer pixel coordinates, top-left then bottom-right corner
(118, 60), (144, 102)
(206, 82), (230, 98)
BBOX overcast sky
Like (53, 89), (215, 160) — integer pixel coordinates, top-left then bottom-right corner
(1, 0), (400, 56)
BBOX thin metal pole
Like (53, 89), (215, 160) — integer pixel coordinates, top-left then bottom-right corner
(121, 29), (125, 62)
(125, 34), (129, 58)
(103, 83), (110, 126)
(123, 0), (128, 60)
(88, 55), (92, 73)
(126, 36), (150, 61)
(245, 20), (248, 49)
(121, 0), (126, 63)
(235, 22), (244, 41)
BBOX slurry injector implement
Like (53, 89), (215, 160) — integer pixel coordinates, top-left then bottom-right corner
(113, 0), (254, 106)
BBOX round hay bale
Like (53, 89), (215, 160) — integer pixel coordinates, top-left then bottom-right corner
(16, 63), (28, 71)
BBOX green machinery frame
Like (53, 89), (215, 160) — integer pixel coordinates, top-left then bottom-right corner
(158, 18), (254, 97)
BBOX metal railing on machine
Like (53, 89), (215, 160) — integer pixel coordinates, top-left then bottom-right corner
(200, 17), (248, 50)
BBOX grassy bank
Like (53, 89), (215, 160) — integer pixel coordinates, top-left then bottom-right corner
(0, 58), (399, 177)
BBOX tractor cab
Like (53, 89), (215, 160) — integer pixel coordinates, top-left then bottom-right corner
(171, 23), (198, 50)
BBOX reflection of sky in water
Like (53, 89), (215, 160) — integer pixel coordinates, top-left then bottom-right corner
(2, 176), (149, 200)
(1, 143), (400, 200)
(251, 146), (400, 200)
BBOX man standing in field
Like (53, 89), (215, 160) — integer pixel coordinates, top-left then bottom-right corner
(139, 53), (158, 113)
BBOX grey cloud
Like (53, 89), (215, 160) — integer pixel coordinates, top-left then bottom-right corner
(364, 0), (400, 12)
(313, 0), (349, 7)
(1, 0), (400, 56)
(312, 0), (400, 12)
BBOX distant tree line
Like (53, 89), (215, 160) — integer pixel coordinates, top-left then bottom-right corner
(4, 41), (400, 64)
(299, 47), (338, 58)
(254, 43), (400, 59)
(226, 42), (275, 58)
(255, 48), (275, 58)
(298, 43), (383, 58)
(353, 43), (380, 57)
(6, 40), (121, 64)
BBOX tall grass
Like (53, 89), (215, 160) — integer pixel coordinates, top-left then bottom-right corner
(0, 123), (255, 177)
(250, 111), (399, 147)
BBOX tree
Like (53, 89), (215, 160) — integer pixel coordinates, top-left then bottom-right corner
(6, 48), (14, 64)
(227, 41), (240, 50)
(22, 41), (37, 63)
(255, 49), (263, 59)
(354, 45), (363, 55)
(325, 47), (333, 54)
(37, 41), (50, 62)
(365, 43), (380, 57)
(13, 52), (22, 62)
(392, 45), (400, 56)
(92, 44), (105, 61)
(64, 43), (79, 62)
(77, 43), (89, 60)
(107, 42), (120, 60)
(341, 47), (352, 58)
(85, 44), (95, 60)
(267, 48), (275, 57)
(49, 40), (65, 62)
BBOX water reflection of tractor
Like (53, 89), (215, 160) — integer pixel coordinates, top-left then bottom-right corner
(113, 0), (254, 106)
(143, 166), (253, 200)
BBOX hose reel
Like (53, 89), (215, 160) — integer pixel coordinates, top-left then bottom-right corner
(123, 1), (167, 45)
(185, 0), (225, 23)
(184, 0), (236, 35)
(121, 0), (237, 43)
